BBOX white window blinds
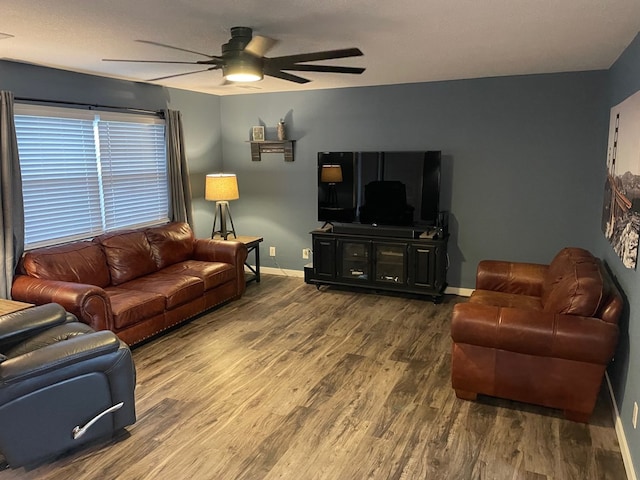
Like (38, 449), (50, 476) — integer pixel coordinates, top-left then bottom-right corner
(14, 104), (169, 249)
(98, 118), (168, 231)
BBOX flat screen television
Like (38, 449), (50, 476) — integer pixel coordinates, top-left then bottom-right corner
(317, 151), (441, 227)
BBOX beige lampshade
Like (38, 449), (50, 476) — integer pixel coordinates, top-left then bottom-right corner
(205, 173), (239, 201)
(320, 165), (343, 183)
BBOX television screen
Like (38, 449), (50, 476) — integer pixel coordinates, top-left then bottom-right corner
(317, 151), (441, 227)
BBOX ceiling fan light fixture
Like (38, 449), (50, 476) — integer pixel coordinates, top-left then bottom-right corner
(223, 58), (263, 82)
(225, 71), (262, 82)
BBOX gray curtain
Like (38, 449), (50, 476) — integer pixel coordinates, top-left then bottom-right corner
(165, 110), (193, 227)
(0, 91), (24, 299)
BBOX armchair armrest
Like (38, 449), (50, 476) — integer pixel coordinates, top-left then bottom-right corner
(0, 330), (120, 384)
(0, 303), (67, 346)
(476, 260), (548, 297)
(11, 276), (113, 332)
(193, 238), (248, 266)
(451, 302), (619, 364)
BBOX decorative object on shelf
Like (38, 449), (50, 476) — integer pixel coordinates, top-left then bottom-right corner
(320, 164), (343, 207)
(205, 173), (239, 240)
(252, 126), (265, 142)
(277, 119), (286, 140)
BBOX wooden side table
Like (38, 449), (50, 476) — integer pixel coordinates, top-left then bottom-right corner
(214, 235), (264, 284)
(0, 299), (33, 316)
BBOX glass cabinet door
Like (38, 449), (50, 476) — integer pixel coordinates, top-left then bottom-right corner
(339, 241), (370, 281)
(374, 243), (406, 284)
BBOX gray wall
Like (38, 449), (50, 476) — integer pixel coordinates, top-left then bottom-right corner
(0, 60), (222, 239)
(598, 32), (640, 476)
(220, 72), (608, 287)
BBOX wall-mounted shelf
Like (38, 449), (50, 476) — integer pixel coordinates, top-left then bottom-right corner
(248, 140), (295, 162)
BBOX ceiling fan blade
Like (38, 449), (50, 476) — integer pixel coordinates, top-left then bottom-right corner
(280, 64), (365, 74)
(147, 66), (221, 82)
(264, 67), (310, 84)
(268, 48), (363, 66)
(136, 40), (222, 60)
(103, 59), (206, 64)
(244, 35), (279, 57)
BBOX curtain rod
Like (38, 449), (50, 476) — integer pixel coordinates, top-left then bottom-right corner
(14, 96), (164, 117)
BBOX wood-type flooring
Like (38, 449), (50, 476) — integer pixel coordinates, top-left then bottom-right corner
(0, 275), (628, 479)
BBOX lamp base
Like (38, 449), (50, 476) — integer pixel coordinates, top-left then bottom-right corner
(211, 201), (237, 240)
(326, 183), (338, 207)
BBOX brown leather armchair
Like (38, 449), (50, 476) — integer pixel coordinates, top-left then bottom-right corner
(451, 247), (622, 422)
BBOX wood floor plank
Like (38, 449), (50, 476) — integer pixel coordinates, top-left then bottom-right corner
(0, 275), (627, 480)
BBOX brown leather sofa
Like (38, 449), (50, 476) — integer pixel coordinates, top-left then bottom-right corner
(451, 247), (622, 422)
(11, 222), (248, 346)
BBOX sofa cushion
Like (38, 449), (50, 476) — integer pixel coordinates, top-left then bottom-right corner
(470, 290), (543, 311)
(105, 287), (166, 329)
(95, 230), (158, 286)
(158, 260), (236, 290)
(116, 272), (204, 310)
(542, 247), (595, 304)
(543, 260), (604, 316)
(21, 242), (111, 288)
(145, 222), (195, 270)
(540, 247), (604, 316)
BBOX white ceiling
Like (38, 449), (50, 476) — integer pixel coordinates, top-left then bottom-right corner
(2, 0), (640, 96)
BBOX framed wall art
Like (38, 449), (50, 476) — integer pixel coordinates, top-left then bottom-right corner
(601, 89), (640, 269)
(252, 126), (265, 142)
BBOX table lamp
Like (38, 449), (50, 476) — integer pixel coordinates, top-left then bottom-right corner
(320, 164), (343, 207)
(205, 173), (239, 239)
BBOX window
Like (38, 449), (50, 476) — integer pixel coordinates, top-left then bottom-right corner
(14, 104), (168, 249)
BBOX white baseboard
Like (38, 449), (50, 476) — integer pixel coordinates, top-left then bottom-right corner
(445, 286), (473, 297)
(257, 266), (305, 278)
(606, 372), (637, 480)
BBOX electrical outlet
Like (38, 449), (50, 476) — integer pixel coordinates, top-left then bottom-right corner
(633, 402), (638, 429)
(302, 248), (310, 259)
(269, 246), (276, 257)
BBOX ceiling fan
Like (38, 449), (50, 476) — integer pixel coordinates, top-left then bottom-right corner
(103, 26), (365, 84)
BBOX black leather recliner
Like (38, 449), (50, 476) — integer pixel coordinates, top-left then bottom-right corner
(0, 303), (136, 468)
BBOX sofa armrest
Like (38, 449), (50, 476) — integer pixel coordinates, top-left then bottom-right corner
(476, 260), (548, 297)
(0, 330), (120, 383)
(193, 239), (247, 265)
(11, 276), (113, 332)
(0, 303), (68, 346)
(451, 302), (619, 364)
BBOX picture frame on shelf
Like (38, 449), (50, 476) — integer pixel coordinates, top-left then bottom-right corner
(252, 126), (265, 142)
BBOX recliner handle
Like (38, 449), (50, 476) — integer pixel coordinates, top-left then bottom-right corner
(72, 402), (124, 440)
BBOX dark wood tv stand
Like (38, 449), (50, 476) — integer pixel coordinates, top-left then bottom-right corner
(305, 224), (448, 302)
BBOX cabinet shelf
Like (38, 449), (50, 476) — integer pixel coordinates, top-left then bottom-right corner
(248, 140), (295, 162)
